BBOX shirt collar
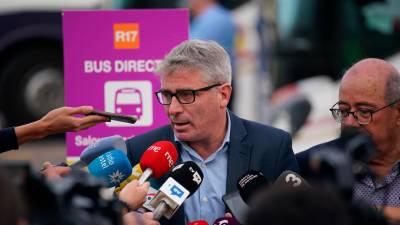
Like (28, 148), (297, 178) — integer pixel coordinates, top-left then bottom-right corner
(174, 110), (231, 160)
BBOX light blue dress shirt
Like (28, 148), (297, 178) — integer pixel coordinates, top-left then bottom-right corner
(175, 111), (231, 225)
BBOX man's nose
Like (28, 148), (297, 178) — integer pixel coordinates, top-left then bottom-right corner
(342, 113), (360, 128)
(168, 96), (183, 115)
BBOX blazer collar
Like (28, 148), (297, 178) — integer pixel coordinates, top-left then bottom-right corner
(162, 111), (252, 193)
(225, 112), (252, 193)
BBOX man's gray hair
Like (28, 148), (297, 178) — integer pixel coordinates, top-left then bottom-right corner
(385, 72), (400, 105)
(156, 39), (232, 84)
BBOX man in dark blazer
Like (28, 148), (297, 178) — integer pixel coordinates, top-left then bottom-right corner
(125, 40), (298, 225)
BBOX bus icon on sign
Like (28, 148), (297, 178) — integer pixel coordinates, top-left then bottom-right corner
(105, 81), (153, 127)
(115, 88), (143, 120)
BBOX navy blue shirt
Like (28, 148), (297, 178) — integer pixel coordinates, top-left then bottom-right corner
(0, 127), (19, 153)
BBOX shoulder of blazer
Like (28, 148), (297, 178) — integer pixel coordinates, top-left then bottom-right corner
(126, 125), (175, 163)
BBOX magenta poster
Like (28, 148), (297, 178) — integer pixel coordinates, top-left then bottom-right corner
(62, 9), (189, 161)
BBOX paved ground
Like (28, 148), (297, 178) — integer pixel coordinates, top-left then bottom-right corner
(0, 137), (66, 171)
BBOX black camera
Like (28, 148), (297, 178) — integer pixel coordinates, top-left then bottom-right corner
(0, 161), (124, 225)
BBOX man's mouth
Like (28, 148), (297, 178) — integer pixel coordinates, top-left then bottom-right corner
(172, 121), (190, 129)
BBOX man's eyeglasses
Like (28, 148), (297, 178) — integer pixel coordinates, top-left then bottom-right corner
(329, 99), (400, 125)
(155, 83), (221, 105)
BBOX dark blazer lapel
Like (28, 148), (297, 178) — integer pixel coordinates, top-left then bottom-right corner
(226, 112), (252, 193)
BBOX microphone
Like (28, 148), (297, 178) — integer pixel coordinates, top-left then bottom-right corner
(237, 170), (269, 205)
(188, 220), (209, 225)
(222, 170), (268, 224)
(87, 149), (132, 187)
(114, 163), (143, 194)
(138, 141), (179, 185)
(212, 217), (239, 225)
(273, 170), (309, 188)
(70, 135), (127, 169)
(150, 161), (204, 220)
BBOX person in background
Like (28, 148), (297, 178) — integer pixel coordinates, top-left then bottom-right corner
(246, 187), (351, 225)
(189, 0), (235, 62)
(296, 58), (400, 223)
(188, 0), (236, 108)
(0, 106), (108, 154)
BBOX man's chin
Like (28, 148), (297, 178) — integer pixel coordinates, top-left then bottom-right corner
(173, 132), (192, 142)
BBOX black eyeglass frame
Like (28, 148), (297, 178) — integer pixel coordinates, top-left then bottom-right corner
(329, 99), (400, 125)
(155, 83), (222, 105)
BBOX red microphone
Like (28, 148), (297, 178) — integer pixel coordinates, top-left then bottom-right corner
(213, 217), (239, 225)
(138, 141), (179, 185)
(188, 220), (209, 225)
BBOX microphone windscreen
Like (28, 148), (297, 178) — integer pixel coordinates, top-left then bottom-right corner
(237, 170), (269, 204)
(273, 170), (309, 188)
(339, 127), (375, 162)
(87, 149), (132, 187)
(212, 217), (239, 225)
(188, 220), (209, 225)
(170, 161), (203, 196)
(80, 135), (127, 164)
(140, 141), (178, 178)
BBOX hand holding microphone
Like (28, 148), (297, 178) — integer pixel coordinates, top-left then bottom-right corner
(123, 211), (160, 225)
(150, 161), (204, 220)
(71, 135), (127, 169)
(41, 161), (72, 180)
(119, 180), (150, 211)
(41, 135), (127, 179)
(114, 163), (143, 194)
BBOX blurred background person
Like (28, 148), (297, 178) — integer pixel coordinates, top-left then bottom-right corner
(188, 0), (236, 109)
(188, 0), (236, 62)
(246, 186), (351, 225)
(297, 58), (400, 223)
(0, 170), (26, 225)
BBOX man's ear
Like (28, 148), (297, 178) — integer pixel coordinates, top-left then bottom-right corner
(396, 102), (400, 126)
(219, 84), (232, 108)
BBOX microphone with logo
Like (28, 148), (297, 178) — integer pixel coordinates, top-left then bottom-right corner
(70, 135), (127, 169)
(114, 163), (143, 194)
(221, 170), (268, 224)
(87, 149), (132, 187)
(150, 161), (204, 220)
(237, 170), (269, 205)
(138, 141), (179, 185)
(188, 220), (209, 225)
(273, 170), (309, 188)
(213, 217), (239, 225)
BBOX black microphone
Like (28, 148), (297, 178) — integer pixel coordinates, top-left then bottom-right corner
(149, 161), (204, 220)
(236, 170), (269, 205)
(273, 170), (309, 188)
(340, 127), (376, 178)
(221, 170), (268, 225)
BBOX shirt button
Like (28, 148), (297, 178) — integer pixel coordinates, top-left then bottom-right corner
(202, 197), (208, 202)
(202, 163), (206, 168)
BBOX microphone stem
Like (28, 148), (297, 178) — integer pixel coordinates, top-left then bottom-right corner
(153, 200), (168, 221)
(138, 168), (152, 185)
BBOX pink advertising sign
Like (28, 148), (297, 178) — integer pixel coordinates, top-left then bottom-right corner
(62, 9), (188, 160)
